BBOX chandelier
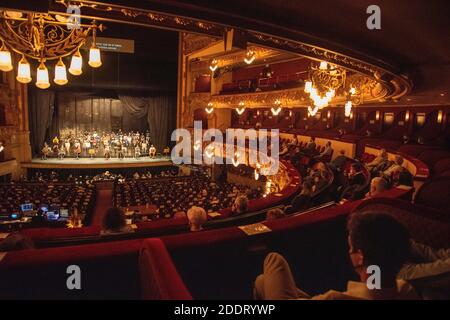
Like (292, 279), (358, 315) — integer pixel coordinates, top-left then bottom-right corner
(0, 10), (104, 89)
(304, 61), (347, 109)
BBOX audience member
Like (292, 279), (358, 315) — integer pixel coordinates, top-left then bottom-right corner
(266, 208), (286, 221)
(290, 180), (313, 212)
(187, 206), (207, 232)
(100, 207), (134, 236)
(254, 211), (419, 300)
(0, 233), (34, 252)
(366, 177), (389, 198)
(232, 195), (249, 216)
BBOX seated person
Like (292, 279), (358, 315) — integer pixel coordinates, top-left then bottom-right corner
(100, 207), (134, 236)
(383, 155), (404, 178)
(303, 137), (317, 156)
(290, 180), (313, 212)
(266, 208), (286, 221)
(254, 211), (419, 300)
(173, 211), (187, 219)
(279, 143), (289, 157)
(367, 149), (388, 170)
(31, 208), (47, 225)
(398, 241), (450, 299)
(396, 168), (414, 187)
(231, 195), (249, 216)
(340, 163), (366, 201)
(331, 149), (349, 170)
(0, 233), (34, 252)
(186, 206), (207, 232)
(315, 141), (333, 160)
(287, 135), (299, 148)
(312, 174), (328, 193)
(366, 177), (389, 198)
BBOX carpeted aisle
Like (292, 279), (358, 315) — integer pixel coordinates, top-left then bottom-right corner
(91, 189), (114, 226)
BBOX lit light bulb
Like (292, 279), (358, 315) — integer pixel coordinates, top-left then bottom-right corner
(308, 106), (319, 117)
(209, 59), (218, 72)
(345, 101), (352, 117)
(69, 49), (83, 75)
(319, 61), (328, 70)
(88, 45), (102, 68)
(244, 50), (256, 64)
(36, 61), (50, 89)
(16, 55), (31, 84)
(0, 46), (13, 72)
(349, 87), (356, 95)
(304, 81), (312, 93)
(54, 58), (68, 85)
(236, 107), (245, 115)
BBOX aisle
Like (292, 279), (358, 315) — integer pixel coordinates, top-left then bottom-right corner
(91, 189), (113, 226)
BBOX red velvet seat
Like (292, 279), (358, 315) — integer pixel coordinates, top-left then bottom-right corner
(139, 238), (193, 300)
(415, 177), (450, 212)
(433, 158), (450, 175)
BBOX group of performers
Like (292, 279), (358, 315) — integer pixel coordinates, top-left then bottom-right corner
(41, 130), (170, 160)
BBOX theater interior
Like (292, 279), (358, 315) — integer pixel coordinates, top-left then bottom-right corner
(0, 0), (449, 301)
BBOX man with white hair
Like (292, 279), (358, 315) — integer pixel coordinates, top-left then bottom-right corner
(367, 177), (389, 198)
(187, 206), (207, 232)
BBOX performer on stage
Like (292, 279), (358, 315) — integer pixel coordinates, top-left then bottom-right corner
(41, 143), (50, 160)
(118, 143), (125, 160)
(64, 138), (71, 156)
(58, 145), (66, 160)
(104, 144), (111, 160)
(163, 146), (170, 157)
(134, 145), (141, 159)
(74, 140), (81, 160)
(52, 136), (59, 146)
(149, 145), (156, 158)
(88, 144), (96, 159)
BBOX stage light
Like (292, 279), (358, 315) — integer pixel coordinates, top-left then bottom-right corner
(36, 60), (50, 89)
(88, 45), (102, 68)
(54, 58), (68, 85)
(0, 45), (12, 72)
(69, 49), (83, 75)
(16, 55), (31, 84)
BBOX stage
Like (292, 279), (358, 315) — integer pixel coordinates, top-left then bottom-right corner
(21, 156), (173, 169)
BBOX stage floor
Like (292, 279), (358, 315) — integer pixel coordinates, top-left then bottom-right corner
(22, 156), (173, 169)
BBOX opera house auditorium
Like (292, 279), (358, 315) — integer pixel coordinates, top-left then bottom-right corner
(0, 0), (449, 302)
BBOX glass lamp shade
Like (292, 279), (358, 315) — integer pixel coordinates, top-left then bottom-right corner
(69, 50), (83, 75)
(54, 59), (68, 85)
(88, 46), (102, 68)
(304, 81), (312, 93)
(16, 56), (31, 83)
(0, 48), (13, 72)
(36, 61), (50, 89)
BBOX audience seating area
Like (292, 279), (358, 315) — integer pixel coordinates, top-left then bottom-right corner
(0, 183), (95, 216)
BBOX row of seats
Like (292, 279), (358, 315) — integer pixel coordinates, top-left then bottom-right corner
(0, 187), (416, 299)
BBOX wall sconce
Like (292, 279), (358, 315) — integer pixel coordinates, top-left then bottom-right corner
(308, 106), (319, 117)
(193, 140), (201, 151)
(205, 101), (214, 114)
(405, 111), (410, 122)
(209, 59), (218, 72)
(375, 111), (380, 121)
(236, 101), (245, 115)
(244, 50), (256, 65)
(327, 110), (331, 118)
(344, 101), (352, 117)
(289, 110), (292, 117)
(437, 110), (443, 123)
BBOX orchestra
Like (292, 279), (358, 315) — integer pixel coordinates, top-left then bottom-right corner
(40, 130), (170, 160)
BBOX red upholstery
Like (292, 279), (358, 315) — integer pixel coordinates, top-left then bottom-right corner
(418, 150), (450, 168)
(139, 239), (193, 300)
(0, 239), (143, 299)
(353, 198), (450, 248)
(433, 158), (450, 175)
(415, 177), (450, 212)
